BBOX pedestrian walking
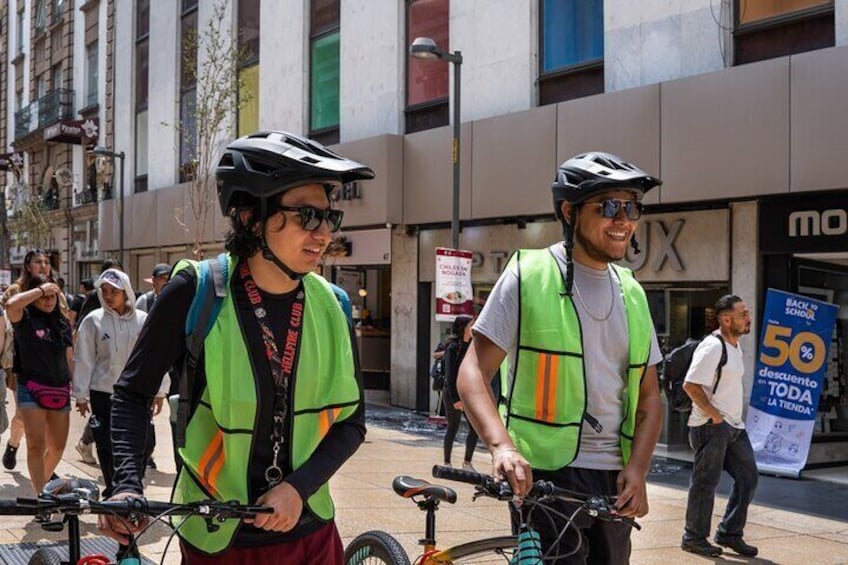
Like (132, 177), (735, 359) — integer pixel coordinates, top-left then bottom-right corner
(681, 294), (759, 558)
(73, 269), (167, 498)
(5, 274), (73, 496)
(441, 314), (479, 471)
(1, 249), (70, 472)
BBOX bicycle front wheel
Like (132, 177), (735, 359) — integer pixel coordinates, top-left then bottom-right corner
(345, 530), (411, 565)
(27, 548), (63, 565)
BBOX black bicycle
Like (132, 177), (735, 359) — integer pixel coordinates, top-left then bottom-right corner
(0, 477), (272, 565)
(344, 465), (640, 564)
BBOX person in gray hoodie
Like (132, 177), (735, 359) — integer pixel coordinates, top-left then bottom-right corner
(73, 269), (168, 497)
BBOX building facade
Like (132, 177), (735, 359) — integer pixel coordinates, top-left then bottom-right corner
(4, 1), (848, 463)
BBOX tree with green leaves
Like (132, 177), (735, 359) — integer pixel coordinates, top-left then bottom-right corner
(175, 0), (251, 259)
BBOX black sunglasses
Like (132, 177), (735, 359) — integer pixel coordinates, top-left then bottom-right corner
(585, 199), (644, 220)
(276, 205), (344, 232)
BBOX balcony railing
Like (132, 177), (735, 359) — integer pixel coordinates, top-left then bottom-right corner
(13, 88), (74, 139)
(38, 89), (74, 128)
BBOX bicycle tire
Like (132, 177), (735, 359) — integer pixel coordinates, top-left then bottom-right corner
(345, 530), (411, 565)
(433, 535), (518, 563)
(27, 548), (63, 565)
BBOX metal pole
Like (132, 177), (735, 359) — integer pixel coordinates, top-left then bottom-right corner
(451, 51), (462, 250)
(118, 152), (125, 262)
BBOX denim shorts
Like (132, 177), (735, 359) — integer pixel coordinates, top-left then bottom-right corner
(17, 383), (71, 412)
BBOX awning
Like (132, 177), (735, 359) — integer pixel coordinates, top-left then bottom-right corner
(44, 118), (99, 145)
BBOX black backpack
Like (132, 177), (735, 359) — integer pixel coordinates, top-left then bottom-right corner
(430, 357), (445, 391)
(661, 334), (727, 412)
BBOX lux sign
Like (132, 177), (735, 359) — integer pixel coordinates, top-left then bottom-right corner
(789, 209), (847, 237)
(624, 219), (685, 272)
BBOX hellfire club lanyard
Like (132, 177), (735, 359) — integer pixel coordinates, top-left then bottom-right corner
(237, 262), (305, 488)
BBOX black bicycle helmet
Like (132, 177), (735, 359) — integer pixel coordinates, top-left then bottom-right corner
(551, 152), (661, 219)
(216, 131), (375, 217)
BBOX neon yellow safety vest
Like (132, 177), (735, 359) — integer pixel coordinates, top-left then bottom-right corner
(171, 255), (360, 555)
(499, 249), (651, 470)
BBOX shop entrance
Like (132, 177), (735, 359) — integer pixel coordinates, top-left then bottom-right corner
(792, 257), (848, 439)
(332, 265), (392, 401)
(645, 285), (728, 449)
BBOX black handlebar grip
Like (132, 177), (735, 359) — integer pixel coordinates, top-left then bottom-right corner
(432, 464), (487, 486)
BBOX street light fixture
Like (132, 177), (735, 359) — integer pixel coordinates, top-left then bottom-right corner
(89, 146), (126, 262)
(409, 36), (463, 250)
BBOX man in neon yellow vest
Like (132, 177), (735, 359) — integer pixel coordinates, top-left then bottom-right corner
(100, 132), (374, 564)
(459, 152), (665, 564)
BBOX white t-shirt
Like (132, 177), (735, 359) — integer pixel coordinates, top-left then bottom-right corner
(473, 244), (662, 470)
(683, 332), (745, 429)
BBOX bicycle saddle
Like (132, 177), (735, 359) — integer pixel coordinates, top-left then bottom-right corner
(42, 477), (101, 501)
(392, 475), (457, 504)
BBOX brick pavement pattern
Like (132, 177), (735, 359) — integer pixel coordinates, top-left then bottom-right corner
(0, 398), (845, 564)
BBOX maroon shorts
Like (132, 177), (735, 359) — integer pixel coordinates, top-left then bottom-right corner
(180, 521), (343, 565)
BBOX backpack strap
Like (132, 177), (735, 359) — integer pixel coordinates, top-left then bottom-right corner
(175, 253), (229, 449)
(712, 334), (728, 394)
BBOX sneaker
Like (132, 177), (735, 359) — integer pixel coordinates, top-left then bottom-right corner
(462, 461), (477, 472)
(715, 535), (758, 557)
(2, 443), (18, 470)
(75, 441), (97, 465)
(681, 538), (723, 557)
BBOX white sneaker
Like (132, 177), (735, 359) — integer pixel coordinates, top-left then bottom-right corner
(75, 441), (97, 465)
(462, 461), (477, 472)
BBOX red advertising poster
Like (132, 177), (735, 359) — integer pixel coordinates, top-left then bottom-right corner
(435, 247), (474, 322)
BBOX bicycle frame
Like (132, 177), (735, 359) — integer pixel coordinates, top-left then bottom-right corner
(412, 493), (518, 564)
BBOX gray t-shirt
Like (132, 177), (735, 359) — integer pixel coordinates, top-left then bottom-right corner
(473, 244), (662, 470)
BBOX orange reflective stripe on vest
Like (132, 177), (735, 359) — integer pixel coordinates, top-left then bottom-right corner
(535, 352), (559, 423)
(198, 429), (225, 496)
(319, 407), (343, 436)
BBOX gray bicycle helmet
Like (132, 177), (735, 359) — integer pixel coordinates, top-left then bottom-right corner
(551, 152), (661, 220)
(216, 131), (375, 218)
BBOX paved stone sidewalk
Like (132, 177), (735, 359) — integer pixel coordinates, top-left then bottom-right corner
(0, 405), (844, 564)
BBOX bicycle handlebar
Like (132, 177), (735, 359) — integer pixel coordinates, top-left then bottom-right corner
(431, 465), (640, 531)
(0, 495), (271, 521)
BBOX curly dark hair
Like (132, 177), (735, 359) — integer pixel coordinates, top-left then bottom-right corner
(223, 202), (289, 259)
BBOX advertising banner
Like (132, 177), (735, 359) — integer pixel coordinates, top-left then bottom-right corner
(435, 247), (474, 322)
(746, 289), (838, 477)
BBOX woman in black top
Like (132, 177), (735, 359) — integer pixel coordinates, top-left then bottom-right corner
(6, 274), (73, 494)
(442, 314), (479, 470)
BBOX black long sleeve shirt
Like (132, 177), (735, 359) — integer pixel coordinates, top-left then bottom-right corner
(111, 265), (366, 545)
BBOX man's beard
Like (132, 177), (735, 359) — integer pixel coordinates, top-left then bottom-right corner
(573, 223), (629, 264)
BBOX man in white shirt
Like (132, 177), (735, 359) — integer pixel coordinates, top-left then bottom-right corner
(681, 295), (758, 558)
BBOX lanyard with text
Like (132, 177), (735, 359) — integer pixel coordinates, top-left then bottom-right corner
(238, 262), (305, 488)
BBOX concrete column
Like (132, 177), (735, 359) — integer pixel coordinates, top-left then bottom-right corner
(606, 0), (727, 91)
(731, 201), (759, 408)
(259, 0), (306, 133)
(339, 0), (403, 141)
(390, 229), (419, 408)
(147, 0), (178, 190)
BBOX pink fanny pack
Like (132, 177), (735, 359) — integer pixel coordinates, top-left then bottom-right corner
(24, 380), (70, 410)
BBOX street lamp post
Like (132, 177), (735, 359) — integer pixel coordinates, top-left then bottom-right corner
(409, 37), (463, 250)
(89, 146), (126, 261)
